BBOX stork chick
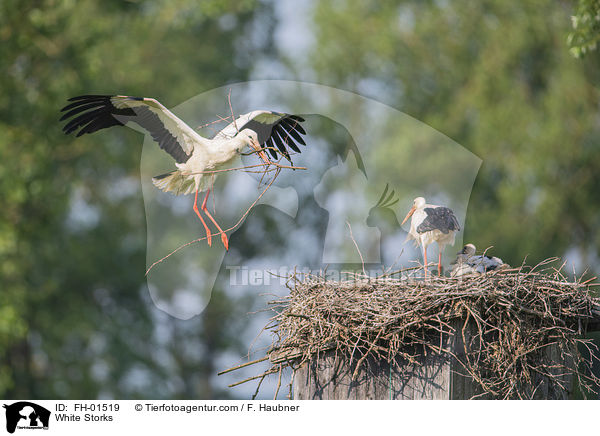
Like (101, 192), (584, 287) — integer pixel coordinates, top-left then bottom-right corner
(450, 243), (507, 277)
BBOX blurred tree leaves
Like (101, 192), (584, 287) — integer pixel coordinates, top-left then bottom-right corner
(568, 0), (600, 57)
(0, 0), (267, 398)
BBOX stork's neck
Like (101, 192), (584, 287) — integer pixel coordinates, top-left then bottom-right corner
(208, 135), (246, 157)
(203, 135), (249, 166)
(227, 135), (249, 154)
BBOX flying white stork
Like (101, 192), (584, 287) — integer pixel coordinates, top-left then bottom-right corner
(60, 94), (307, 251)
(450, 243), (507, 277)
(401, 197), (460, 277)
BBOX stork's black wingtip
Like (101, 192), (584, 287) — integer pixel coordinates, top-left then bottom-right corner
(67, 94), (112, 102)
(63, 125), (77, 135)
(67, 95), (94, 102)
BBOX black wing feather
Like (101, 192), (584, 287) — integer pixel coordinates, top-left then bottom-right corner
(417, 207), (461, 234)
(271, 128), (291, 161)
(274, 125), (301, 153)
(63, 106), (117, 134)
(60, 102), (109, 121)
(60, 95), (191, 163)
(279, 120), (306, 145)
(60, 98), (112, 115)
(67, 94), (109, 101)
(134, 105), (189, 163)
(79, 115), (116, 136)
(235, 113), (308, 163)
(284, 118), (306, 135)
(265, 137), (278, 159)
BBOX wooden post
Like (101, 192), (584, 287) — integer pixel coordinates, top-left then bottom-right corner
(292, 321), (572, 400)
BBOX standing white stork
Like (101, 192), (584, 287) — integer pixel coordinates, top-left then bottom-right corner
(60, 94), (307, 251)
(401, 197), (460, 277)
(450, 243), (507, 277)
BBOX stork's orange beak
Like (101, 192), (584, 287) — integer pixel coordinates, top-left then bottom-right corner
(251, 139), (271, 166)
(401, 206), (416, 225)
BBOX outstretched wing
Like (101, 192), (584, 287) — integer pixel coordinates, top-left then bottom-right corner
(213, 110), (306, 163)
(60, 95), (204, 163)
(417, 207), (461, 234)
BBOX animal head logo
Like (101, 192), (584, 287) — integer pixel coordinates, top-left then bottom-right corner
(3, 402), (50, 434)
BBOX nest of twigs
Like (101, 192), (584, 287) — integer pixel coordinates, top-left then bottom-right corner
(223, 259), (600, 399)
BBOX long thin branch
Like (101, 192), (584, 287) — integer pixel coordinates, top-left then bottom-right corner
(146, 166), (282, 275)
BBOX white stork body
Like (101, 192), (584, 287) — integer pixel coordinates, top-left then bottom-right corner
(61, 95), (307, 251)
(401, 197), (460, 277)
(451, 244), (506, 277)
(154, 133), (251, 195)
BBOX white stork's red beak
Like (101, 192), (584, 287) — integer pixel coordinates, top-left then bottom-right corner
(401, 206), (416, 225)
(250, 139), (271, 166)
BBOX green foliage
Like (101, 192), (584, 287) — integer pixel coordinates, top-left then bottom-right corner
(568, 0), (600, 57)
(0, 0), (265, 398)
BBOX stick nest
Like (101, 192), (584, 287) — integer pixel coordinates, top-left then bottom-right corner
(229, 260), (600, 399)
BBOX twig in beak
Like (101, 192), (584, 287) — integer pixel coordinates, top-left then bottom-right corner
(252, 139), (271, 166)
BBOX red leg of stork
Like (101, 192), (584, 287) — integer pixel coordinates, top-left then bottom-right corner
(193, 189), (212, 246)
(438, 250), (443, 276)
(423, 246), (428, 278)
(201, 189), (229, 251)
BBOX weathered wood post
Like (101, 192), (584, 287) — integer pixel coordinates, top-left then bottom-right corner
(290, 321), (573, 400)
(291, 323), (474, 400)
